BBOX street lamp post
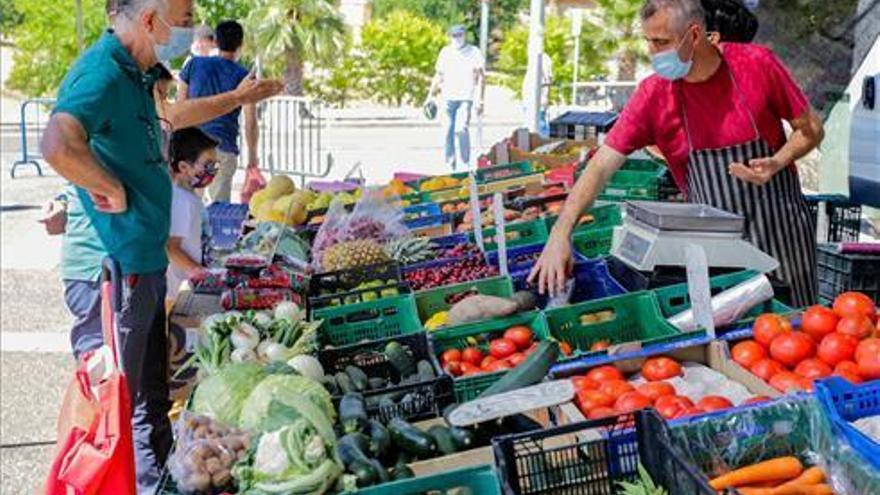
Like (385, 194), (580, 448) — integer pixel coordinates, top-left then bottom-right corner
(479, 0), (490, 60)
(571, 10), (582, 105)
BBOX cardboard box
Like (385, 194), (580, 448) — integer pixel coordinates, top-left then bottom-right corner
(485, 128), (596, 168)
(553, 339), (779, 425)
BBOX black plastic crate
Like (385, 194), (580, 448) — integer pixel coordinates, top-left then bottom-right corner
(492, 413), (641, 495)
(637, 409), (718, 495)
(309, 261), (406, 310)
(549, 111), (618, 140)
(317, 331), (454, 424)
(817, 243), (880, 305)
(805, 194), (862, 242)
(657, 168), (684, 202)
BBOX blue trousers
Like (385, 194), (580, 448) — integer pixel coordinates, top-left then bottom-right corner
(64, 272), (171, 494)
(445, 100), (472, 169)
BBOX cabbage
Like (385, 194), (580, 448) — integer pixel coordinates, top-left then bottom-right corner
(239, 374), (335, 432)
(191, 362), (266, 425)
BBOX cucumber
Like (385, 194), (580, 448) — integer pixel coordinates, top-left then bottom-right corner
(337, 433), (371, 467)
(348, 458), (379, 487)
(476, 340), (558, 398)
(390, 464), (415, 481)
(385, 341), (416, 377)
(448, 426), (475, 451)
(427, 425), (457, 455)
(336, 371), (355, 394)
(368, 377), (388, 390)
(367, 419), (391, 457)
(345, 365), (369, 392)
(340, 393), (368, 433)
(416, 360), (436, 381)
(322, 374), (339, 395)
(388, 417), (437, 458)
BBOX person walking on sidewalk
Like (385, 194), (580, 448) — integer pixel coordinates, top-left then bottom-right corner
(179, 20), (258, 202)
(427, 25), (486, 170)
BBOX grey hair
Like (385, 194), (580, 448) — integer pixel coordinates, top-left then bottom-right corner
(640, 0), (706, 30)
(112, 0), (168, 20)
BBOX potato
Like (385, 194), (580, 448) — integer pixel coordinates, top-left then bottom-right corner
(185, 472), (211, 491)
(204, 457), (222, 475)
(212, 469), (232, 487)
(193, 425), (208, 439)
(218, 449), (233, 467)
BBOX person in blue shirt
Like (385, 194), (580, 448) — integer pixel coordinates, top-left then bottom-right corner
(179, 20), (257, 203)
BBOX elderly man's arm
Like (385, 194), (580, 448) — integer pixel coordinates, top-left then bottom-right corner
(165, 77), (282, 129)
(41, 113), (127, 213)
(244, 102), (258, 167)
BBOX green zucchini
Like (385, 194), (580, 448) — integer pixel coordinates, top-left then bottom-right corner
(367, 377), (388, 390)
(448, 426), (475, 451)
(388, 417), (437, 458)
(336, 371), (355, 394)
(476, 340), (558, 398)
(337, 433), (371, 467)
(385, 341), (416, 377)
(367, 419), (391, 457)
(427, 425), (457, 455)
(322, 374), (339, 395)
(348, 458), (379, 487)
(340, 393), (368, 433)
(390, 464), (415, 481)
(345, 365), (369, 392)
(416, 360), (436, 381)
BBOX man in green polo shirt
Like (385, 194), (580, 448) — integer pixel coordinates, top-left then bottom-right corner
(41, 0), (176, 491)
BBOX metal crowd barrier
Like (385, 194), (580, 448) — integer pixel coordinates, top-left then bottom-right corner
(11, 98), (56, 178)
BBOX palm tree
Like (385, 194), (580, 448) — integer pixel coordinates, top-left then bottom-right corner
(245, 0), (346, 95)
(591, 0), (646, 81)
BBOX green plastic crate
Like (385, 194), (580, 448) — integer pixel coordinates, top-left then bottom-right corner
(600, 169), (660, 200)
(414, 275), (514, 323)
(621, 158), (665, 173)
(477, 218), (549, 252)
(543, 291), (686, 357)
(476, 161), (534, 183)
(314, 293), (422, 346)
(404, 171), (469, 191)
(544, 202), (623, 235)
(571, 226), (615, 258)
(354, 465), (502, 495)
(653, 270), (795, 332)
(430, 310), (550, 402)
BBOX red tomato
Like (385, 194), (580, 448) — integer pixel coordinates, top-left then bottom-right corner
(598, 379), (635, 400)
(741, 396), (771, 406)
(641, 357), (683, 381)
(654, 395), (694, 420)
(575, 390), (614, 412)
(856, 338), (880, 379)
(444, 361), (462, 376)
(486, 359), (513, 372)
(835, 360), (861, 376)
(614, 391), (653, 413)
(836, 315), (875, 340)
(440, 349), (462, 365)
(801, 305), (840, 342)
(769, 371), (808, 392)
(731, 340), (768, 368)
(507, 352), (527, 367)
(794, 358), (833, 380)
(696, 396), (733, 412)
(817, 332), (859, 367)
(571, 376), (599, 392)
(769, 332), (816, 368)
(503, 326), (534, 350)
(559, 341), (573, 356)
(675, 406), (706, 419)
(461, 347), (483, 366)
(459, 362), (482, 376)
(750, 358), (786, 382)
(586, 365), (624, 383)
(480, 355), (497, 369)
(753, 314), (793, 347)
(489, 338), (518, 359)
(587, 406), (617, 420)
(590, 340), (611, 352)
(636, 382), (676, 403)
(833, 292), (877, 321)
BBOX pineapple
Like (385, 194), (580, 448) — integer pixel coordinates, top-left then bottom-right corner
(321, 239), (390, 272)
(384, 237), (436, 265)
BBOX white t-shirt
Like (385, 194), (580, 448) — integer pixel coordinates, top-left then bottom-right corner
(435, 44), (485, 101)
(523, 53), (553, 106)
(166, 184), (206, 299)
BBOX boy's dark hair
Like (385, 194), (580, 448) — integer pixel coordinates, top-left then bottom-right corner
(169, 128), (218, 173)
(215, 20), (244, 52)
(156, 63), (174, 82)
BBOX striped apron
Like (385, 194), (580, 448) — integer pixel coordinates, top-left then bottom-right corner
(679, 67), (818, 307)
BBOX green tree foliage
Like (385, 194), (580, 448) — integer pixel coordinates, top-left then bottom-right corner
(591, 0), (646, 80)
(0, 0), (23, 37)
(303, 35), (365, 107)
(195, 0), (252, 26)
(6, 0), (106, 97)
(496, 15), (609, 104)
(359, 10), (447, 106)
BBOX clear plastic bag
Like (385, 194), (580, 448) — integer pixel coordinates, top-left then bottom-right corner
(167, 412), (252, 494)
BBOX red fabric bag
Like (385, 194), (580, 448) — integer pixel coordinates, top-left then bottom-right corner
(45, 261), (136, 495)
(240, 166), (267, 204)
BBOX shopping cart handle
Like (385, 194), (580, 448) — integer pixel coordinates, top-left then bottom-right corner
(101, 258), (123, 313)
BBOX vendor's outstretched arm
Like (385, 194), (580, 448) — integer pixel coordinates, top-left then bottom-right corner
(165, 77), (282, 129)
(527, 145), (626, 295)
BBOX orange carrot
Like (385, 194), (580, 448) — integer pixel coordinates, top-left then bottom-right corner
(736, 482), (833, 495)
(709, 457), (804, 490)
(778, 467), (825, 487)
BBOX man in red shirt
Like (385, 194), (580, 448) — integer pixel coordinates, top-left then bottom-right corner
(529, 0), (824, 307)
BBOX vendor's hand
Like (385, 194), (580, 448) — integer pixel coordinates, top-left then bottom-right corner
(89, 181), (127, 213)
(527, 231), (573, 297)
(235, 77), (283, 105)
(247, 155), (259, 169)
(729, 157), (784, 186)
(38, 199), (68, 235)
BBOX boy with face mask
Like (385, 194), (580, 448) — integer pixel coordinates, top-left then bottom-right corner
(166, 128), (218, 302)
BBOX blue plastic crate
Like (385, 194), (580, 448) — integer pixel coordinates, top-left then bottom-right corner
(207, 202), (248, 249)
(815, 376), (880, 470)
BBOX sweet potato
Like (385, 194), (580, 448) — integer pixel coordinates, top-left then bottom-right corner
(446, 295), (518, 325)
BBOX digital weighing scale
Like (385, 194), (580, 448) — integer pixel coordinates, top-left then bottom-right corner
(611, 201), (780, 274)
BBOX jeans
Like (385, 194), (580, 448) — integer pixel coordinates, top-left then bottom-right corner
(445, 100), (472, 169)
(207, 149), (238, 203)
(64, 273), (172, 494)
(538, 108), (550, 138)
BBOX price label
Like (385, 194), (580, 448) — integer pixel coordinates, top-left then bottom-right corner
(685, 244), (715, 338)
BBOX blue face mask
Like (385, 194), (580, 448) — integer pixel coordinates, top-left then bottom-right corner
(156, 26), (194, 62)
(651, 30), (694, 80)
